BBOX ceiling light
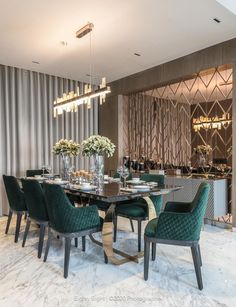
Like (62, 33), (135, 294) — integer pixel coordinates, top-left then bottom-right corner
(134, 53), (141, 56)
(60, 41), (68, 46)
(213, 17), (221, 23)
(32, 61), (40, 64)
(53, 22), (111, 117)
(216, 0), (236, 15)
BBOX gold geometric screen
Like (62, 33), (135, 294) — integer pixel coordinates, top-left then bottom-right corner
(123, 65), (232, 167)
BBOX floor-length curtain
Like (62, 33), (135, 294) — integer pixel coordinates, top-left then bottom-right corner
(0, 65), (98, 215)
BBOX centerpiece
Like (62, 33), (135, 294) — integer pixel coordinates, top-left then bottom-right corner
(53, 139), (80, 180)
(81, 135), (115, 189)
(194, 144), (212, 167)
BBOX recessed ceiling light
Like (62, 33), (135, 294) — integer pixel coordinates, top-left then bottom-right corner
(134, 53), (141, 57)
(213, 17), (221, 23)
(216, 0), (236, 15)
(60, 41), (68, 46)
(32, 61), (40, 64)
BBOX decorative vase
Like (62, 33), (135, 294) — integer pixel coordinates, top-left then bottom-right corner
(61, 154), (70, 180)
(93, 154), (104, 191)
(199, 154), (206, 167)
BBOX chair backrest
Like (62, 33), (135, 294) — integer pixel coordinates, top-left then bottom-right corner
(140, 173), (164, 185)
(188, 182), (210, 239)
(43, 182), (74, 232)
(21, 179), (48, 221)
(26, 169), (48, 177)
(2, 175), (26, 212)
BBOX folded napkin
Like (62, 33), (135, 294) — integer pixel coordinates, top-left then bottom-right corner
(120, 187), (137, 193)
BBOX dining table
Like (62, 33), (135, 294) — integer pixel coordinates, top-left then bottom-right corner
(64, 180), (182, 265)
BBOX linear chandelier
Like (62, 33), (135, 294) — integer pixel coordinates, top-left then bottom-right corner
(53, 22), (111, 117)
(193, 113), (231, 132)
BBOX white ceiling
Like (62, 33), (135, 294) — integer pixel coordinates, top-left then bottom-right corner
(0, 0), (236, 83)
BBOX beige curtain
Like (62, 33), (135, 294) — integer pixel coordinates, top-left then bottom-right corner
(0, 65), (98, 215)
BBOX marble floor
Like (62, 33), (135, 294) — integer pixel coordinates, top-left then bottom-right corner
(0, 216), (236, 307)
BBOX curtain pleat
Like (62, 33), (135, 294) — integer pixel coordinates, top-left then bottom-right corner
(0, 65), (98, 215)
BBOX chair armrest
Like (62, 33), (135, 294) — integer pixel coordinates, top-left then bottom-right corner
(155, 211), (201, 241)
(164, 201), (192, 213)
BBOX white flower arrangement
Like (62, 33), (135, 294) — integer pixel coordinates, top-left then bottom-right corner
(194, 144), (212, 155)
(81, 135), (115, 157)
(53, 139), (80, 156)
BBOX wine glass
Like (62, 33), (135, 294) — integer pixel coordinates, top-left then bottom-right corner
(46, 165), (52, 175)
(67, 166), (74, 184)
(116, 166), (123, 180)
(119, 166), (129, 187)
(42, 165), (46, 177)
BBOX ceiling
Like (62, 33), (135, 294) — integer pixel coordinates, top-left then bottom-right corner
(0, 0), (236, 84)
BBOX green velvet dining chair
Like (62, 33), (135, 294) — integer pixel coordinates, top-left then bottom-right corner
(43, 182), (106, 278)
(3, 175), (27, 243)
(144, 182), (210, 290)
(114, 174), (164, 252)
(26, 169), (48, 177)
(21, 179), (49, 258)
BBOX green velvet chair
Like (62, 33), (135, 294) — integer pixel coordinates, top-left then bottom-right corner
(26, 169), (48, 177)
(144, 182), (210, 290)
(43, 182), (106, 278)
(21, 179), (49, 258)
(3, 175), (27, 243)
(114, 174), (164, 252)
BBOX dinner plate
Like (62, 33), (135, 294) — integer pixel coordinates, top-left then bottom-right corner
(47, 180), (69, 185)
(126, 180), (145, 185)
(135, 185), (150, 192)
(74, 185), (96, 191)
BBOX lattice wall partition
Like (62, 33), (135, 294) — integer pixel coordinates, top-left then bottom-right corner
(123, 66), (233, 167)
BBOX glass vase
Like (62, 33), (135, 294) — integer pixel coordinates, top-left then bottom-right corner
(61, 154), (70, 180)
(93, 154), (104, 191)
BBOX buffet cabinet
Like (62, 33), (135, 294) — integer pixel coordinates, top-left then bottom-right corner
(164, 175), (227, 220)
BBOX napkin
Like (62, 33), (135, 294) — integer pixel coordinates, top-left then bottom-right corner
(120, 187), (137, 193)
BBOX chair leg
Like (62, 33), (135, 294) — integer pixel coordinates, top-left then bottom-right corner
(44, 227), (52, 262)
(198, 244), (202, 267)
(151, 242), (156, 261)
(24, 212), (27, 220)
(22, 218), (31, 247)
(144, 238), (150, 280)
(104, 252), (108, 264)
(38, 224), (46, 258)
(82, 236), (86, 252)
(64, 237), (71, 278)
(5, 210), (13, 234)
(138, 219), (142, 252)
(15, 212), (23, 243)
(129, 218), (134, 232)
(74, 237), (78, 248)
(191, 244), (203, 290)
(113, 214), (117, 243)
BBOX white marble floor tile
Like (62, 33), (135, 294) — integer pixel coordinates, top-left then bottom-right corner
(0, 216), (235, 307)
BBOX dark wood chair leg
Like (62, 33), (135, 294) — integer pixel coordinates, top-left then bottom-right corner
(82, 236), (86, 251)
(22, 218), (31, 247)
(38, 224), (46, 258)
(129, 218), (134, 232)
(138, 219), (142, 252)
(104, 252), (108, 264)
(44, 227), (52, 262)
(198, 244), (202, 267)
(5, 210), (13, 234)
(74, 237), (78, 248)
(15, 212), (23, 243)
(24, 212), (27, 220)
(191, 243), (203, 290)
(113, 214), (117, 242)
(64, 237), (71, 278)
(151, 242), (156, 261)
(144, 238), (150, 280)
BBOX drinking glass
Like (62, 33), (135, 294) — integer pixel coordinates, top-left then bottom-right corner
(46, 165), (52, 175)
(67, 166), (74, 184)
(118, 165), (129, 187)
(42, 165), (46, 177)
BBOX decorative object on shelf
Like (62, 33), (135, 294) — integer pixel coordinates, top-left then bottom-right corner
(194, 145), (212, 167)
(53, 139), (80, 180)
(81, 135), (115, 190)
(192, 113), (231, 132)
(53, 22), (111, 117)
